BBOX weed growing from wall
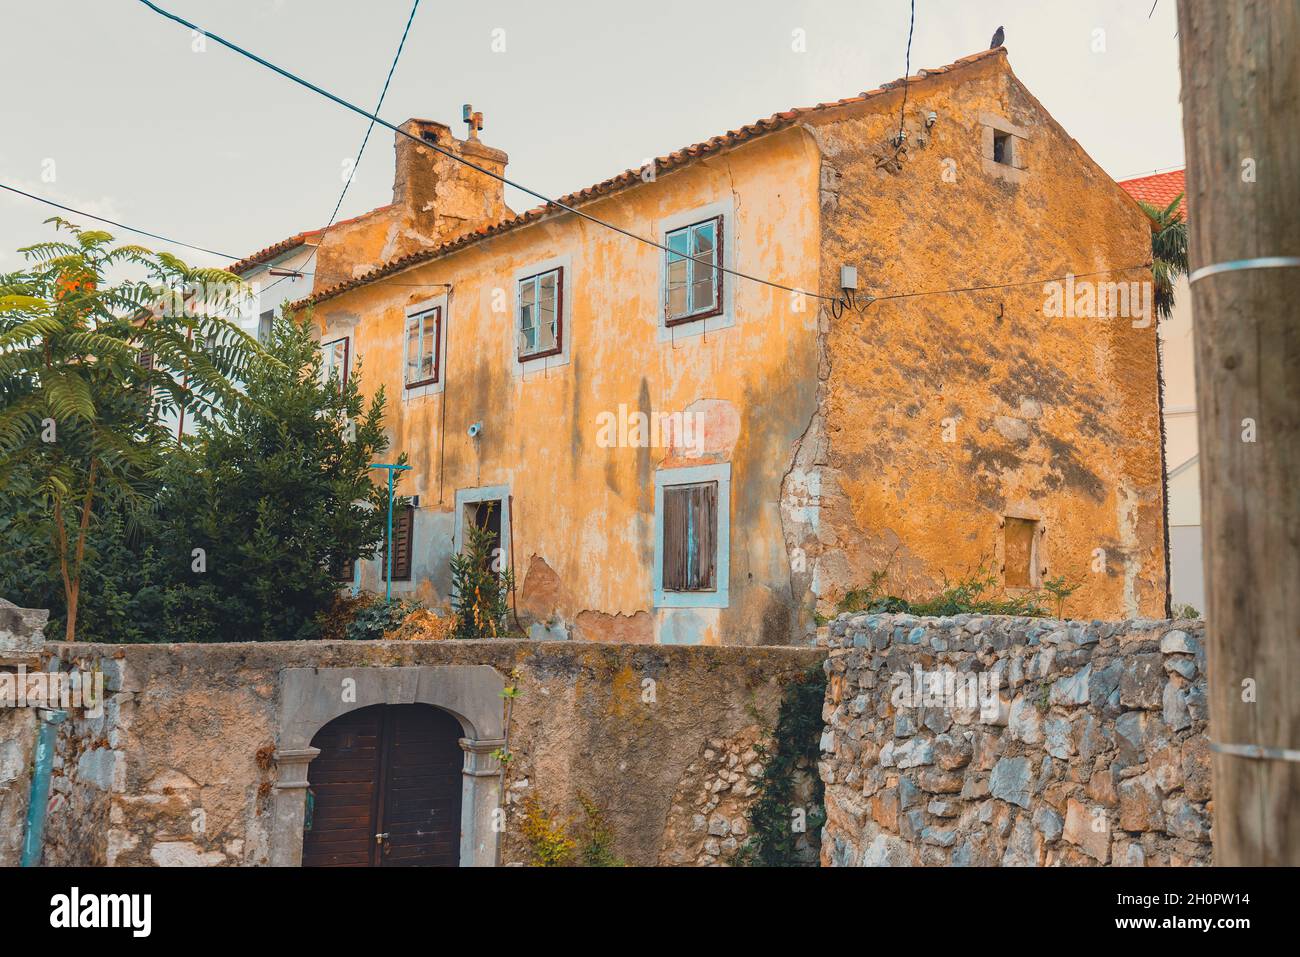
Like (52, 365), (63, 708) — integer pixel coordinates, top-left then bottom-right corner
(735, 664), (827, 866)
(518, 793), (624, 867)
(835, 565), (1079, 619)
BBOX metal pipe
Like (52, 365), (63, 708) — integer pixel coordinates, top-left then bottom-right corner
(21, 707), (67, 867)
(369, 462), (411, 604)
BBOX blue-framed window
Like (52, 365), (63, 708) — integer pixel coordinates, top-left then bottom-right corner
(665, 216), (722, 324)
(517, 267), (563, 360)
(653, 463), (730, 608)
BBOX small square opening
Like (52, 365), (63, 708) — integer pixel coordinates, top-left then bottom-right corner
(993, 131), (1012, 165)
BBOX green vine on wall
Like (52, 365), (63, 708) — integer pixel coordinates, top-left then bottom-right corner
(735, 664), (827, 866)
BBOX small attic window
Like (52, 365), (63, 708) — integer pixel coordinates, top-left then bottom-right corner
(993, 131), (1011, 165)
(980, 112), (1026, 182)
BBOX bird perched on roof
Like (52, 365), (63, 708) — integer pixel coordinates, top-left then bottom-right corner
(990, 26), (1005, 48)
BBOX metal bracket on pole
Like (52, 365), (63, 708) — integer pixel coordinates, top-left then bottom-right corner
(1211, 741), (1300, 763)
(1188, 256), (1300, 284)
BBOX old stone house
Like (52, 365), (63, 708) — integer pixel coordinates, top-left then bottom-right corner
(254, 46), (1165, 646)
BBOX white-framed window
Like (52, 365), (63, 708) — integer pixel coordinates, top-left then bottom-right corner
(517, 267), (563, 360)
(665, 216), (722, 325)
(321, 336), (349, 389)
(453, 485), (512, 588)
(653, 463), (730, 609)
(404, 307), (441, 388)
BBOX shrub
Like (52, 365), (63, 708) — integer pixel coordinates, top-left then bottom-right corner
(449, 507), (515, 639)
(344, 596), (420, 641)
(835, 563), (1080, 620)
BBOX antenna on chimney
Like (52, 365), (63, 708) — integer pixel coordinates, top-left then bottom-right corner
(461, 103), (483, 141)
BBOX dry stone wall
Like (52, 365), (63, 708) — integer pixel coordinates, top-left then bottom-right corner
(819, 613), (1212, 866)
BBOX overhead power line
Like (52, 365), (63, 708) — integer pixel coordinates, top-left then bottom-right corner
(130, 1), (1158, 314)
(831, 262), (1153, 319)
(135, 0), (833, 302)
(262, 0), (420, 300)
(893, 0), (916, 148)
(0, 181), (239, 260)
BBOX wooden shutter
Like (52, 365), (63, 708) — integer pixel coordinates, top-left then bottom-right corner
(662, 482), (718, 592)
(382, 505), (415, 582)
(663, 487), (689, 591)
(695, 481), (717, 591)
(1003, 517), (1036, 588)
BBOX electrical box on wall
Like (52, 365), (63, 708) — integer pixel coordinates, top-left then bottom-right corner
(840, 265), (858, 290)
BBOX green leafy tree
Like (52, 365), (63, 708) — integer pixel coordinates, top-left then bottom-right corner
(0, 221), (259, 639)
(1139, 192), (1189, 321)
(144, 310), (395, 642)
(449, 508), (514, 639)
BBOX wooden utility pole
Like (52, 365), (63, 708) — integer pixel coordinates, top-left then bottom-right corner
(1175, 0), (1300, 865)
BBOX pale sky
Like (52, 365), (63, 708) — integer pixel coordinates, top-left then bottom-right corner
(0, 0), (1184, 273)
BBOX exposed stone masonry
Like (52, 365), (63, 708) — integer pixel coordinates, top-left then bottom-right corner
(819, 613), (1212, 866)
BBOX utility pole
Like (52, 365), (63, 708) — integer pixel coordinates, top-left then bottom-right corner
(1175, 0), (1300, 864)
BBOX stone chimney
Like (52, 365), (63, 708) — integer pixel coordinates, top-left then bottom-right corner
(309, 118), (512, 290)
(392, 119), (510, 246)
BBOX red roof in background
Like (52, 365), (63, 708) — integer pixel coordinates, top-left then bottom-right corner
(1118, 168), (1186, 219)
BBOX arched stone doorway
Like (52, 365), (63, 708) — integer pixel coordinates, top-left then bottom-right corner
(271, 665), (505, 867)
(301, 703), (463, 867)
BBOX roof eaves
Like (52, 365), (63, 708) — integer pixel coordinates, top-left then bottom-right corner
(293, 46), (1009, 310)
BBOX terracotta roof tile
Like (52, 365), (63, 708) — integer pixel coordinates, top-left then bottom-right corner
(294, 47), (1009, 309)
(1118, 169), (1186, 219)
(227, 205), (395, 275)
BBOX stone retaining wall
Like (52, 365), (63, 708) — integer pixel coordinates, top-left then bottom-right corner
(37, 639), (823, 867)
(0, 598), (46, 865)
(819, 614), (1212, 866)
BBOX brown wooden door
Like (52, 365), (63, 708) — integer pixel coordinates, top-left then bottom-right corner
(302, 704), (463, 867)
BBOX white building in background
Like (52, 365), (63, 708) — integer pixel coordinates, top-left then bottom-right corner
(230, 231), (320, 344)
(158, 230), (320, 440)
(1119, 169), (1202, 616)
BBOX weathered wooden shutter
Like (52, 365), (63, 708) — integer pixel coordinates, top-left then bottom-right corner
(382, 505), (415, 582)
(662, 482), (718, 592)
(695, 481), (717, 590)
(663, 487), (689, 590)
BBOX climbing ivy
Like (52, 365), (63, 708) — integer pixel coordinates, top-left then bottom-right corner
(735, 664), (827, 867)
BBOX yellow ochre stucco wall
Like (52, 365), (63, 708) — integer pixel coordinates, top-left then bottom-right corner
(797, 52), (1167, 623)
(313, 127), (824, 645)
(309, 50), (1167, 644)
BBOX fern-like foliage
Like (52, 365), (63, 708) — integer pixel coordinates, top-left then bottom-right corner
(0, 218), (267, 639)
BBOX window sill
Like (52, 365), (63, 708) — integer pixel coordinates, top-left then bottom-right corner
(666, 304), (723, 328)
(654, 588), (729, 609)
(517, 345), (562, 363)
